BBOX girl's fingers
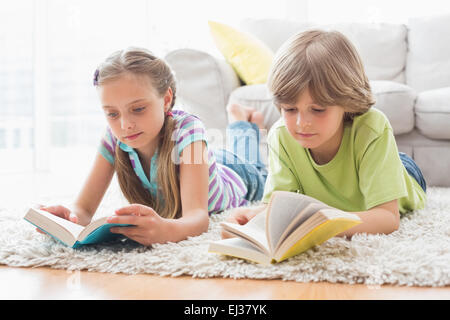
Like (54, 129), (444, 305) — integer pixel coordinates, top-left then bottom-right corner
(114, 204), (157, 217)
(107, 214), (142, 226)
(40, 205), (71, 220)
(109, 226), (141, 239)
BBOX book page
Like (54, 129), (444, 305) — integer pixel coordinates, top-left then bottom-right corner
(274, 210), (361, 262)
(24, 208), (84, 246)
(220, 211), (270, 256)
(274, 202), (326, 253)
(28, 209), (84, 237)
(208, 238), (272, 265)
(266, 191), (326, 254)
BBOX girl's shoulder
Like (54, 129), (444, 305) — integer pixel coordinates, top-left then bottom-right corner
(172, 109), (206, 130)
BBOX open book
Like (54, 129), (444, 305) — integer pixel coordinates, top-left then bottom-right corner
(24, 207), (132, 248)
(208, 191), (362, 265)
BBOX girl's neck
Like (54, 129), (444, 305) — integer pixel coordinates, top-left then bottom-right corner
(136, 136), (160, 164)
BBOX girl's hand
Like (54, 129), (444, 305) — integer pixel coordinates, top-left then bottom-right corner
(35, 204), (79, 234)
(221, 207), (259, 239)
(107, 204), (170, 246)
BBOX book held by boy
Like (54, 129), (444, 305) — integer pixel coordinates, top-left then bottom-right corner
(208, 191), (362, 265)
(24, 207), (132, 248)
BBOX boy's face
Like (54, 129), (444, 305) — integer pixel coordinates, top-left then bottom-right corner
(280, 88), (345, 161)
(97, 73), (172, 155)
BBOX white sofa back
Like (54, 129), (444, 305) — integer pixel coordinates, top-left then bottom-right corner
(240, 19), (408, 83)
(406, 14), (450, 92)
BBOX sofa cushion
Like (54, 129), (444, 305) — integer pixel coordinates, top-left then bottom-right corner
(240, 19), (407, 83)
(370, 80), (415, 135)
(165, 49), (240, 135)
(406, 14), (450, 92)
(228, 84), (281, 131)
(208, 21), (274, 85)
(415, 87), (450, 140)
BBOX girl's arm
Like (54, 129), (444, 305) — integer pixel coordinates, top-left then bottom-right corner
(71, 152), (115, 224)
(109, 140), (210, 245)
(168, 140), (210, 241)
(337, 199), (400, 237)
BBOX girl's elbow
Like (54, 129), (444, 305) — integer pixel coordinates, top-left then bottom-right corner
(200, 215), (209, 233)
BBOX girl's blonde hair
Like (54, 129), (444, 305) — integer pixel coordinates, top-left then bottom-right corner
(95, 47), (181, 219)
(268, 30), (375, 121)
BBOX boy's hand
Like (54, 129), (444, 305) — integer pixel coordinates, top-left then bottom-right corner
(221, 207), (259, 239)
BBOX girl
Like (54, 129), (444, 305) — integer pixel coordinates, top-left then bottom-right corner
(38, 47), (267, 246)
(224, 30), (427, 238)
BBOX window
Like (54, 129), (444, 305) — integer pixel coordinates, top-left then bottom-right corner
(0, 1), (34, 174)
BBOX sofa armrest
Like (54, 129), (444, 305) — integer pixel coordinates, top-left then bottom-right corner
(165, 49), (241, 133)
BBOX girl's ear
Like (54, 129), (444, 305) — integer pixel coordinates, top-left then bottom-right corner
(163, 87), (173, 110)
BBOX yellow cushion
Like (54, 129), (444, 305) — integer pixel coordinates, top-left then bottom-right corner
(208, 21), (274, 85)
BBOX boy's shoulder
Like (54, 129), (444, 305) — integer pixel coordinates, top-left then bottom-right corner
(268, 117), (287, 138)
(352, 108), (392, 136)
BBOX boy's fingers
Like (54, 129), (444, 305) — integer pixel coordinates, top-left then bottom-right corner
(221, 229), (236, 239)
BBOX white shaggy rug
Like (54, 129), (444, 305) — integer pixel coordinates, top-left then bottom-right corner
(1, 187), (449, 287)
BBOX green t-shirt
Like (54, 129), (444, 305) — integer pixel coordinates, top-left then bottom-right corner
(262, 108), (426, 214)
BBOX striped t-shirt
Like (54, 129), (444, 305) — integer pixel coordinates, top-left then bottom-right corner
(98, 109), (248, 214)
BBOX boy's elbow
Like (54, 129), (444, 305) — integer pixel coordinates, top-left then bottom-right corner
(385, 209), (400, 234)
(392, 208), (400, 231)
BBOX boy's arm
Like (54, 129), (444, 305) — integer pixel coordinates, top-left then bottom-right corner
(337, 199), (400, 237)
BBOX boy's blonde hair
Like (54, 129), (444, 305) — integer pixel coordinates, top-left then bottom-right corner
(268, 30), (375, 121)
(96, 47), (182, 219)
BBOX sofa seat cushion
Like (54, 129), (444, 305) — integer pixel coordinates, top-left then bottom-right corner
(370, 80), (415, 135)
(415, 87), (450, 140)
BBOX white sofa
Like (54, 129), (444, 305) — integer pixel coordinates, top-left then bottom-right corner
(165, 14), (450, 187)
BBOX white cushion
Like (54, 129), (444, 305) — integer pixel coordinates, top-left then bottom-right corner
(415, 87), (450, 140)
(165, 49), (240, 134)
(228, 84), (281, 131)
(406, 14), (450, 92)
(370, 80), (415, 135)
(240, 18), (310, 53)
(327, 23), (407, 83)
(240, 19), (407, 83)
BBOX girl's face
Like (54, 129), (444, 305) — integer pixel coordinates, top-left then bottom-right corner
(97, 73), (172, 156)
(280, 88), (345, 161)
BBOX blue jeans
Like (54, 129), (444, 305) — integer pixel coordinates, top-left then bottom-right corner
(399, 152), (427, 192)
(214, 121), (268, 202)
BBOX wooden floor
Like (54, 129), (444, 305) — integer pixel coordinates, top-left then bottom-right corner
(1, 265), (449, 300)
